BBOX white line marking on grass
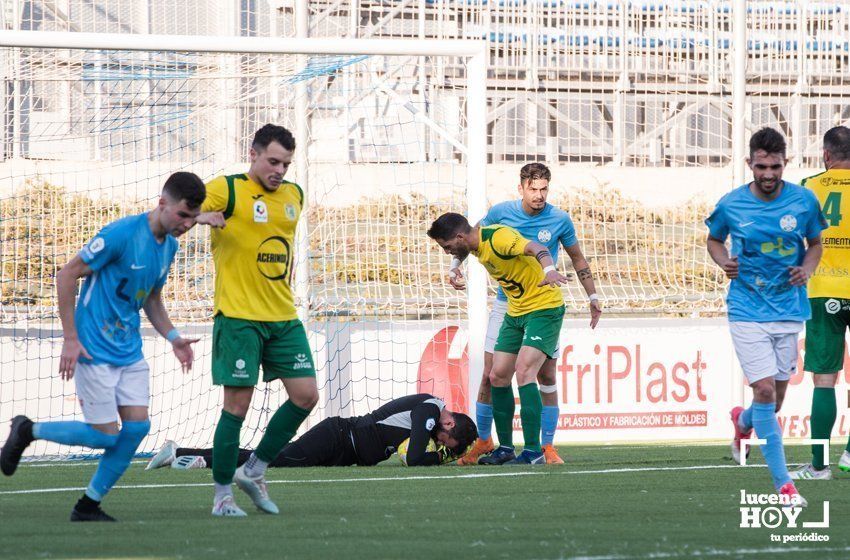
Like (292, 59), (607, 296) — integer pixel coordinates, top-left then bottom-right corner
(24, 459), (148, 468)
(569, 547), (850, 560)
(0, 463), (763, 496)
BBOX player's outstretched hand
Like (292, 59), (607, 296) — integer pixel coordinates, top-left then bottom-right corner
(194, 211), (226, 228)
(722, 256), (739, 280)
(538, 270), (569, 287)
(787, 265), (811, 287)
(172, 337), (200, 373)
(59, 338), (92, 380)
(589, 299), (602, 329)
(448, 267), (466, 290)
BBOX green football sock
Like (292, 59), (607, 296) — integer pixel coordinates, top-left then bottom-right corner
(518, 383), (543, 453)
(212, 410), (244, 485)
(811, 387), (837, 470)
(491, 385), (515, 449)
(255, 400), (311, 463)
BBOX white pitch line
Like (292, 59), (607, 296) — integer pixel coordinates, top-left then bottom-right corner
(24, 459), (148, 468)
(0, 462), (763, 496)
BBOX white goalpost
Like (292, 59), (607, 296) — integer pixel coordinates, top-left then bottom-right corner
(0, 31), (488, 459)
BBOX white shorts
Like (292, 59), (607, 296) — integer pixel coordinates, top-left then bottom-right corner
(484, 299), (560, 356)
(74, 359), (150, 424)
(729, 321), (803, 384)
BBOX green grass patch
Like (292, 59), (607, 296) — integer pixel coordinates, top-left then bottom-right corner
(0, 444), (847, 559)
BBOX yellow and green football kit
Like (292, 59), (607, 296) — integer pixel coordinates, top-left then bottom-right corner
(800, 168), (850, 470)
(801, 169), (850, 374)
(203, 174), (315, 384)
(473, 225), (565, 357)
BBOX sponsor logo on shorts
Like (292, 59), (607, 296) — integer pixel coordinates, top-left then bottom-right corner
(825, 298), (841, 314)
(293, 353), (313, 370)
(780, 214), (797, 232)
(233, 358), (248, 378)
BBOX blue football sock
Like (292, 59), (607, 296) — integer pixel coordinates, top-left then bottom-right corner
(751, 402), (791, 490)
(33, 421), (119, 449)
(541, 406), (559, 446)
(476, 402), (493, 441)
(739, 406), (754, 431)
(86, 420), (150, 501)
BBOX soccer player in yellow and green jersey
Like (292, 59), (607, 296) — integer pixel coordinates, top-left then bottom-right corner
(792, 125), (850, 479)
(428, 213), (567, 464)
(195, 124), (318, 517)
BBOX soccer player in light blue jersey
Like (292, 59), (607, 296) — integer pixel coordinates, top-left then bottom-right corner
(450, 163), (601, 465)
(706, 127), (826, 506)
(0, 172), (205, 521)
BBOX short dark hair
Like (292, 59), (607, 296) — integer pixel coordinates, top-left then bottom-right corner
(162, 171), (205, 209)
(427, 212), (471, 241)
(519, 162), (551, 184)
(749, 127), (786, 158)
(252, 124), (296, 152)
(823, 126), (850, 161)
(447, 412), (478, 457)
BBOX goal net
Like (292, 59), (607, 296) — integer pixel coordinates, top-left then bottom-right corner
(0, 33), (486, 459)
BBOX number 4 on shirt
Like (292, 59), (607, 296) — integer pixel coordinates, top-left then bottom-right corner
(823, 191), (843, 227)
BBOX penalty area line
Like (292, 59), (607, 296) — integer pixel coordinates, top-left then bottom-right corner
(0, 462), (760, 496)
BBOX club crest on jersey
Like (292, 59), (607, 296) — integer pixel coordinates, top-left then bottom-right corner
(425, 418), (436, 431)
(779, 214), (797, 232)
(253, 200), (269, 223)
(537, 229), (552, 243)
(285, 203), (296, 221)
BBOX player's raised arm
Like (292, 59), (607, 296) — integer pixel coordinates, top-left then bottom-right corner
(564, 243), (601, 329)
(56, 255), (94, 380)
(142, 287), (199, 373)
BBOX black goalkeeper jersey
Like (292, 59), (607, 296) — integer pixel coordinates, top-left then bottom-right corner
(349, 393), (445, 466)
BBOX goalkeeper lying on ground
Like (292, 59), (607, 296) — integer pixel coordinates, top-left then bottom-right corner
(147, 394), (477, 469)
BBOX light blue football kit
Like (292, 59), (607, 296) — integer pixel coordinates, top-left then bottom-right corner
(77, 213), (178, 366)
(706, 181), (826, 490)
(477, 200), (577, 447)
(34, 212), (178, 502)
(705, 182), (826, 323)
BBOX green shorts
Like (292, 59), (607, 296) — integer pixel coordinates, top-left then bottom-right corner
(212, 314), (316, 386)
(494, 305), (564, 358)
(804, 297), (850, 374)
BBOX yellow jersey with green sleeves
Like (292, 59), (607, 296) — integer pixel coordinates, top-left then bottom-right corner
(802, 169), (850, 298)
(202, 173), (303, 321)
(473, 225), (565, 316)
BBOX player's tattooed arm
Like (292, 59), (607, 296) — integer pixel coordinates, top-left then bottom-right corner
(565, 242), (602, 328)
(576, 267), (593, 281)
